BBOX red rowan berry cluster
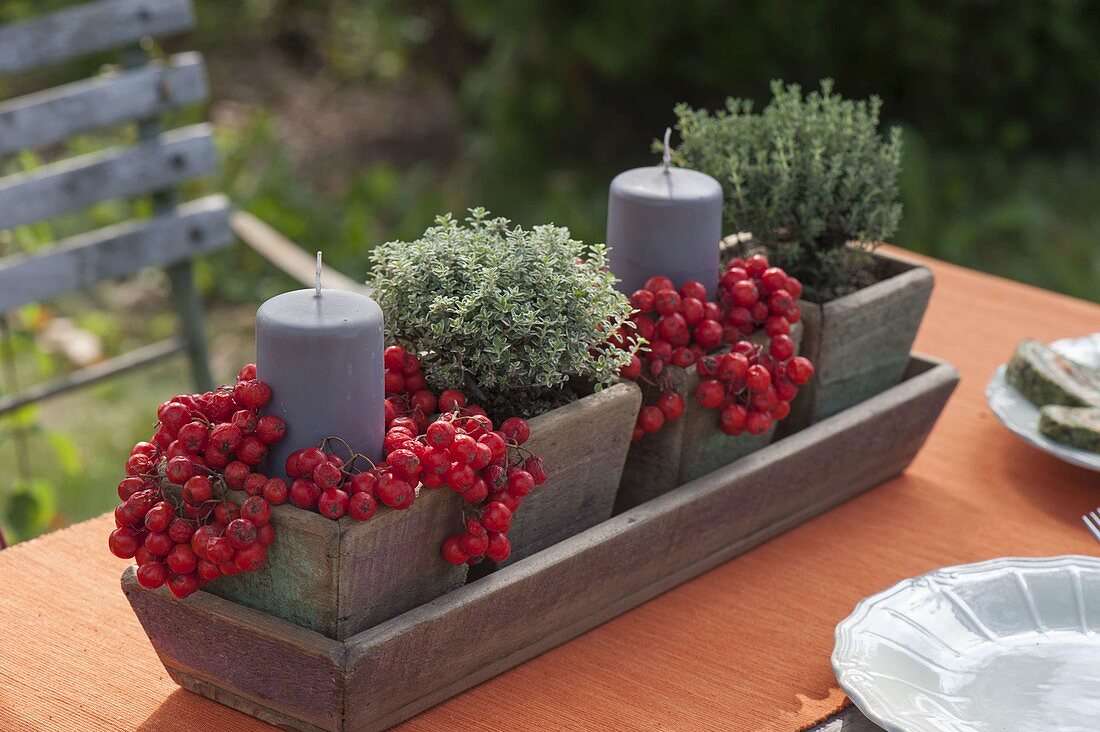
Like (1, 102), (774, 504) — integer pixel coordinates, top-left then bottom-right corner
(615, 253), (814, 439)
(110, 364), (284, 599)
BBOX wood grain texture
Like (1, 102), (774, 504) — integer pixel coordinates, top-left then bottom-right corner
(0, 194), (231, 311)
(616, 324), (802, 510)
(786, 250), (934, 431)
(2, 252), (1099, 732)
(496, 380), (642, 565)
(0, 52), (208, 156)
(206, 486), (467, 640)
(123, 356), (955, 731)
(122, 567), (345, 731)
(0, 0), (195, 76)
(0, 123), (217, 230)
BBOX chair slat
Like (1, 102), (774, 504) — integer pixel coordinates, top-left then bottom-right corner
(0, 194), (231, 312)
(0, 53), (208, 157)
(0, 0), (195, 77)
(0, 336), (184, 416)
(0, 123), (217, 230)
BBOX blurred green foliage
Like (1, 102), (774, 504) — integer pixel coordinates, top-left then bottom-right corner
(1, 0), (1099, 541)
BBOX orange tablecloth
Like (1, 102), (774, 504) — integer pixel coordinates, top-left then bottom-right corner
(1, 249), (1098, 732)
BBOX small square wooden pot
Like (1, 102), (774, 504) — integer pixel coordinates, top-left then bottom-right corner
(783, 249), (933, 432)
(206, 485), (467, 640)
(493, 380), (642, 567)
(615, 325), (802, 511)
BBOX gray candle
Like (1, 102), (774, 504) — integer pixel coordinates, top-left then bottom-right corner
(256, 254), (385, 476)
(606, 129), (723, 296)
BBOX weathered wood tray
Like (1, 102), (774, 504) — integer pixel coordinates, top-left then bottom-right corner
(123, 354), (959, 732)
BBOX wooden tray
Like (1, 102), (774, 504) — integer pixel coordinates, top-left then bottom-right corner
(123, 354), (959, 732)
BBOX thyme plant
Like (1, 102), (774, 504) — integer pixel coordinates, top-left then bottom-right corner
(674, 80), (903, 301)
(369, 209), (636, 417)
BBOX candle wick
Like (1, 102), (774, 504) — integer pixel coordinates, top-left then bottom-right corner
(315, 251), (323, 297)
(662, 127), (672, 172)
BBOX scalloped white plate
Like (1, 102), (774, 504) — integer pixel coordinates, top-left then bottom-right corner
(834, 556), (1100, 732)
(986, 334), (1100, 472)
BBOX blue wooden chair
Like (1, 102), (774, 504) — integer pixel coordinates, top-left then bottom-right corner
(0, 0), (364, 547)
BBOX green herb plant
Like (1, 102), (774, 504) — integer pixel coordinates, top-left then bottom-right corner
(674, 79), (903, 301)
(370, 208), (637, 418)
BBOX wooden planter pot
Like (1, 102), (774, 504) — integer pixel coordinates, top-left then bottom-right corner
(784, 249), (933, 431)
(497, 380), (642, 566)
(615, 325), (803, 511)
(123, 354), (958, 732)
(205, 486), (467, 640)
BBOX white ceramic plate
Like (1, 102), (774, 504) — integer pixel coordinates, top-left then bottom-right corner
(985, 333), (1100, 472)
(834, 556), (1100, 732)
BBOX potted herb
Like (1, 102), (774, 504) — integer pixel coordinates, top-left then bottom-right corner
(370, 209), (642, 564)
(674, 80), (933, 427)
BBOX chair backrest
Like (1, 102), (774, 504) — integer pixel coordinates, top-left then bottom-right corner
(0, 0), (233, 414)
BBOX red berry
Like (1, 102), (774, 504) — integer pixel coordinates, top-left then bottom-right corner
(717, 352), (750, 382)
(376, 474), (415, 509)
(312, 461), (344, 490)
(507, 470), (535, 497)
(348, 471), (378, 496)
(657, 391), (685, 420)
(235, 436), (268, 466)
(263, 477), (289, 505)
(441, 536), (468, 565)
(410, 389), (438, 416)
(404, 372), (426, 392)
(168, 518), (194, 544)
(117, 476), (145, 500)
(481, 501), (512, 533)
(438, 389), (467, 412)
(237, 363), (257, 381)
(234, 543), (267, 572)
(644, 275), (675, 293)
(166, 544), (198, 575)
(182, 475), (213, 504)
(257, 524), (275, 547)
(630, 289), (655, 312)
(656, 313), (687, 340)
(384, 345), (409, 370)
(679, 297), (705, 326)
(765, 315), (790, 336)
(296, 447), (326, 475)
(786, 277), (803, 299)
(144, 502), (175, 533)
(157, 401), (190, 435)
(318, 488), (349, 520)
(654, 289), (681, 316)
(206, 537), (234, 564)
(214, 500), (240, 526)
(719, 404), (749, 435)
(426, 420), (457, 448)
(255, 415), (286, 444)
(190, 525), (220, 559)
(745, 254), (769, 277)
(233, 379), (272, 410)
(167, 572), (201, 599)
(348, 491), (378, 521)
(730, 279), (758, 307)
(203, 443), (229, 469)
(461, 477), (489, 504)
(787, 356), (814, 385)
(144, 531), (173, 557)
(638, 405), (665, 433)
(769, 334), (795, 361)
(489, 490), (520, 513)
(384, 370), (406, 394)
(445, 463), (475, 492)
(619, 354), (642, 380)
(460, 531), (489, 557)
(523, 456), (548, 485)
(746, 410), (773, 435)
(223, 460), (250, 490)
(500, 417), (531, 445)
(679, 280), (708, 302)
(231, 409), (257, 435)
(242, 472), (267, 496)
(197, 559), (222, 581)
(136, 562), (168, 589)
(125, 453), (153, 477)
(289, 479), (321, 510)
(696, 379), (725, 409)
(241, 496), (271, 527)
(486, 532), (511, 562)
(761, 267), (788, 293)
(108, 527), (140, 559)
(771, 400), (791, 420)
(448, 435), (478, 465)
(693, 319), (724, 351)
(632, 314), (656, 341)
(177, 421), (208, 453)
(746, 364), (772, 393)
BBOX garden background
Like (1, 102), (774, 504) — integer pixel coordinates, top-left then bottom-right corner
(1, 0), (1098, 541)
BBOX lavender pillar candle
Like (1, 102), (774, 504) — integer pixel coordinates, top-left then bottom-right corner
(256, 256), (384, 476)
(606, 130), (723, 297)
